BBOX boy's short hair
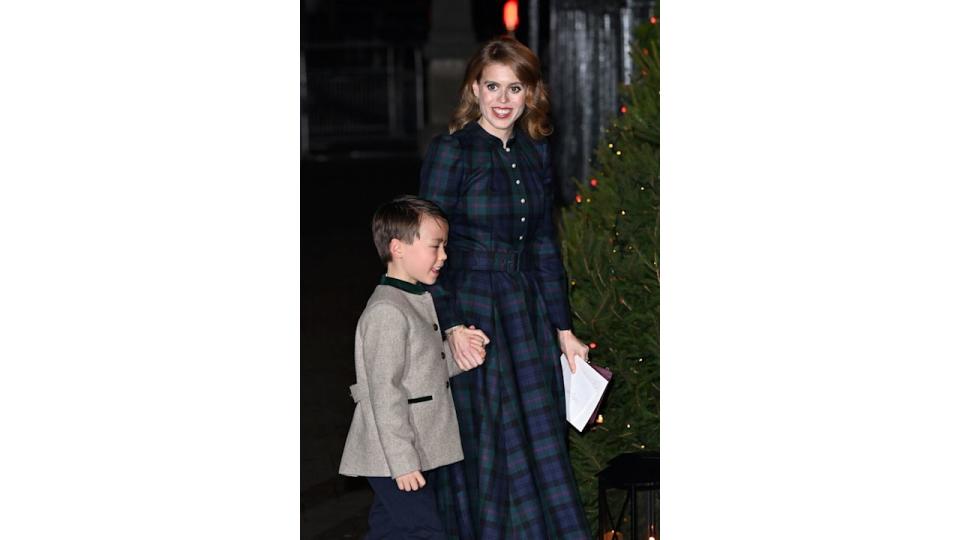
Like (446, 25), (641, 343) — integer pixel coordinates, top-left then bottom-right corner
(372, 195), (448, 264)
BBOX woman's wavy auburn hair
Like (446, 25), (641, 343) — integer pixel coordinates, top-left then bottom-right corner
(449, 36), (552, 140)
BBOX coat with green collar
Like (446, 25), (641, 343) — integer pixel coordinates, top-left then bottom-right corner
(338, 283), (464, 478)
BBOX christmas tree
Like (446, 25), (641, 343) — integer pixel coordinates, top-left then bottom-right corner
(561, 15), (660, 530)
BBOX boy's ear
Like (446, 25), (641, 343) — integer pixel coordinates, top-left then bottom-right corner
(389, 238), (403, 259)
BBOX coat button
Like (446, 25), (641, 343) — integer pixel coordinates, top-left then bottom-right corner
(441, 352), (446, 359)
(433, 323), (439, 331)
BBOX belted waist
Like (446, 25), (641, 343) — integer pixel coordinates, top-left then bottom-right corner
(447, 248), (534, 273)
(349, 380), (451, 404)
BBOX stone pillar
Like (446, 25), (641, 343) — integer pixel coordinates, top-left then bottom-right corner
(420, 0), (478, 153)
(301, 50), (309, 156)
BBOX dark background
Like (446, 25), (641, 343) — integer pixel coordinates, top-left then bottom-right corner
(301, 1), (652, 537)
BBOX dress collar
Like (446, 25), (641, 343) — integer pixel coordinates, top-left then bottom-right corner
(380, 274), (426, 295)
(467, 120), (518, 149)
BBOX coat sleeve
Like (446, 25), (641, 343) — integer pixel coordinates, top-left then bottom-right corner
(530, 140), (573, 330)
(444, 339), (463, 377)
(419, 134), (466, 332)
(361, 303), (421, 478)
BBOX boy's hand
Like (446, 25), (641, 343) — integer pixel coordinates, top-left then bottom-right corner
(396, 470), (426, 491)
(448, 325), (490, 371)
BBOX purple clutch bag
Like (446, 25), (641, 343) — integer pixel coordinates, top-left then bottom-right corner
(586, 363), (613, 426)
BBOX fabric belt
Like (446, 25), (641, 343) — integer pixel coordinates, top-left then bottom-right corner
(447, 248), (534, 273)
(349, 380), (450, 404)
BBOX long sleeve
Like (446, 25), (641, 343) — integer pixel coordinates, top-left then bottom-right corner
(419, 135), (466, 331)
(361, 304), (420, 478)
(530, 140), (573, 330)
(444, 339), (463, 377)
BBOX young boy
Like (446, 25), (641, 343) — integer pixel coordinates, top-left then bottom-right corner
(339, 195), (489, 539)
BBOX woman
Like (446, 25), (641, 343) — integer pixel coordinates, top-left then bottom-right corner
(419, 36), (592, 539)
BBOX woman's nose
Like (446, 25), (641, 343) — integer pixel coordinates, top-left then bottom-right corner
(498, 91), (508, 103)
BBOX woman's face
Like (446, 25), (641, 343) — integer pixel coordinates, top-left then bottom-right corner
(472, 62), (527, 141)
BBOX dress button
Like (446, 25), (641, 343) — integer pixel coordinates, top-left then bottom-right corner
(521, 217), (526, 222)
(433, 323), (439, 331)
(506, 147), (511, 152)
(511, 163), (516, 168)
(520, 198), (526, 204)
(515, 179), (520, 184)
(519, 235), (524, 240)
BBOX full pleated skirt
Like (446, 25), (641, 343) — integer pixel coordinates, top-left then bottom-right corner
(434, 270), (590, 540)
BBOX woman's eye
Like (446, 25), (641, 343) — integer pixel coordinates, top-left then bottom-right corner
(510, 86), (522, 93)
(486, 83), (498, 91)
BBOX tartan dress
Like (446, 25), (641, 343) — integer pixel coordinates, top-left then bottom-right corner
(419, 121), (591, 540)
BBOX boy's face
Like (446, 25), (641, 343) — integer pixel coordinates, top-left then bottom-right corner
(390, 217), (448, 285)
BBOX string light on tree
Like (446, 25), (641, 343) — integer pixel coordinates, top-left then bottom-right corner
(559, 13), (658, 533)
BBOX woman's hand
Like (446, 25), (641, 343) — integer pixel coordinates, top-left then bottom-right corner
(557, 329), (589, 373)
(447, 325), (490, 371)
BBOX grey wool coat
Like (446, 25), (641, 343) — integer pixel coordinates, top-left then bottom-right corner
(338, 281), (465, 479)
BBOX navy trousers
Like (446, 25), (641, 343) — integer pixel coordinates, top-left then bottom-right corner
(366, 471), (445, 540)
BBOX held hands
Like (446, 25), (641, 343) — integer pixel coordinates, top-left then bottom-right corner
(447, 324), (490, 371)
(396, 470), (426, 491)
(558, 329), (589, 373)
